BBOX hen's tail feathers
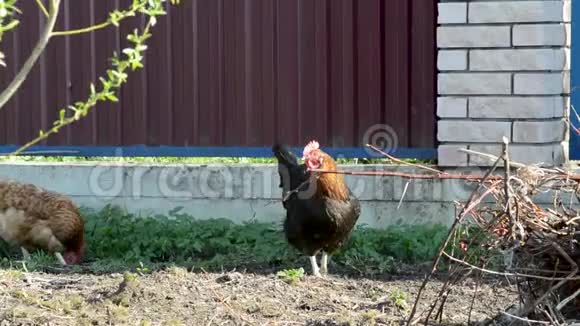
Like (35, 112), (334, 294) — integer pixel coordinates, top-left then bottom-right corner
(272, 144), (300, 168)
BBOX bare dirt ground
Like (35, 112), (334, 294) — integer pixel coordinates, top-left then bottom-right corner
(0, 268), (517, 326)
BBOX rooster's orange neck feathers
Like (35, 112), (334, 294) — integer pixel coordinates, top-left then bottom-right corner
(313, 152), (349, 201)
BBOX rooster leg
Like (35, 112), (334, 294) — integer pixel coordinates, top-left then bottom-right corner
(309, 256), (321, 277)
(54, 252), (67, 266)
(20, 247), (31, 260)
(320, 252), (328, 275)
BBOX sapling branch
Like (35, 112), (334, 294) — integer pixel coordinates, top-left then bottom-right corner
(0, 0), (60, 110)
(0, 0), (21, 66)
(34, 0), (48, 17)
(7, 0), (180, 156)
(10, 24), (153, 156)
(0, 0), (21, 41)
(51, 0), (181, 37)
(50, 2), (147, 37)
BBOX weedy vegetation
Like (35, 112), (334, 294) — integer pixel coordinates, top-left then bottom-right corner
(0, 206), (517, 325)
(389, 289), (410, 312)
(276, 267), (305, 285)
(0, 205), (449, 276)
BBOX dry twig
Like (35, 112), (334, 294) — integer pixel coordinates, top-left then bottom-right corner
(307, 142), (580, 324)
(406, 153), (505, 326)
(353, 143), (580, 324)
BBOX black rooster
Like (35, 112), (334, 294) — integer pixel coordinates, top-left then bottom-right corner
(273, 141), (361, 277)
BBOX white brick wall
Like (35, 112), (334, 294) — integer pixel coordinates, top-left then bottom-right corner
(469, 144), (556, 166)
(438, 121), (511, 142)
(438, 3), (467, 24)
(438, 50), (467, 71)
(468, 1), (565, 23)
(438, 73), (511, 95)
(512, 120), (567, 143)
(469, 49), (566, 71)
(469, 97), (565, 119)
(437, 97), (467, 117)
(513, 24), (567, 46)
(514, 72), (570, 95)
(437, 0), (570, 167)
(438, 26), (511, 48)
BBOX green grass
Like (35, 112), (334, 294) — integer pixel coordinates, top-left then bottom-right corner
(0, 155), (436, 165)
(0, 205), (448, 275)
(389, 289), (410, 312)
(276, 267), (305, 284)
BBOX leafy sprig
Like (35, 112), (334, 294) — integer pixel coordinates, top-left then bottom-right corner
(51, 0), (180, 37)
(0, 0), (20, 66)
(11, 0), (180, 155)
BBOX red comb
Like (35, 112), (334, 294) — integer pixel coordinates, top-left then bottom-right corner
(302, 140), (319, 158)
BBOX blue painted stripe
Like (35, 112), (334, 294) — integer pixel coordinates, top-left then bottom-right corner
(0, 145), (437, 159)
(571, 0), (580, 159)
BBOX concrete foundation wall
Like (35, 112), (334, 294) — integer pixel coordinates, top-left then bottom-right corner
(0, 162), (570, 229)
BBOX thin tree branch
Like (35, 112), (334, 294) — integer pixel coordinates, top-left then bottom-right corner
(308, 168), (504, 180)
(365, 144), (443, 174)
(0, 0), (61, 111)
(50, 2), (144, 37)
(10, 20), (154, 156)
(0, 150), (79, 156)
(503, 137), (515, 227)
(459, 148), (560, 173)
(35, 0), (49, 17)
(406, 155), (504, 326)
(499, 311), (551, 325)
(309, 168), (580, 181)
(51, 21), (110, 37)
(443, 252), (580, 281)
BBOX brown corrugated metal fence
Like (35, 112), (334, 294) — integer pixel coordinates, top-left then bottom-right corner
(0, 0), (436, 150)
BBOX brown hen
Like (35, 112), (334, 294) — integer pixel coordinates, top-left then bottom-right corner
(0, 180), (85, 265)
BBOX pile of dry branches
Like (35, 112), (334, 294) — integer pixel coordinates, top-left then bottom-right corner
(325, 143), (580, 325)
(404, 140), (580, 325)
